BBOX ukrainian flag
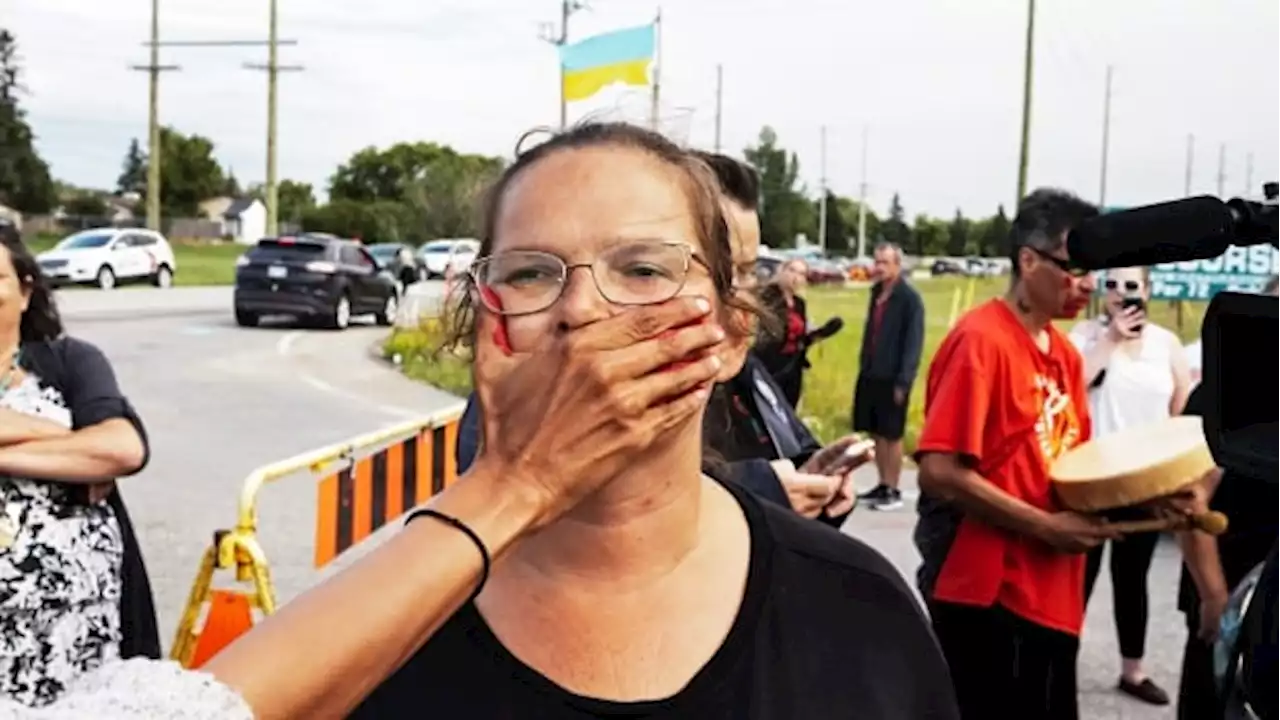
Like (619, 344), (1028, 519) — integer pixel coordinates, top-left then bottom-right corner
(560, 24), (656, 103)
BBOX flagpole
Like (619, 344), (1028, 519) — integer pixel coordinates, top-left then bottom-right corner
(650, 9), (662, 131)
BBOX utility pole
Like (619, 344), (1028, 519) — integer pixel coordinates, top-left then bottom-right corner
(649, 9), (662, 131)
(134, 0), (297, 234)
(130, 0), (179, 231)
(1245, 152), (1254, 195)
(713, 64), (723, 152)
(540, 1), (585, 130)
(245, 0), (303, 237)
(857, 125), (869, 258)
(817, 125), (828, 251)
(1098, 64), (1113, 207)
(1015, 0), (1036, 204)
(1216, 143), (1226, 197)
(1184, 134), (1194, 195)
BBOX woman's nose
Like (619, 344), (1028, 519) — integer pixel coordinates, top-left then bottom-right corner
(556, 265), (612, 331)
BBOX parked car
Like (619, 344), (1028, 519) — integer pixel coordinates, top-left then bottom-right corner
(846, 257), (874, 282)
(36, 227), (177, 290)
(806, 259), (846, 285)
(366, 242), (426, 287)
(233, 235), (399, 330)
(931, 258), (966, 277)
(755, 255), (783, 283)
(417, 238), (480, 279)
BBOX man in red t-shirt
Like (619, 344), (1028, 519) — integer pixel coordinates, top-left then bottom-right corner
(913, 189), (1109, 720)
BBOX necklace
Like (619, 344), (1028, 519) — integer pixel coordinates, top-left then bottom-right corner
(0, 346), (23, 395)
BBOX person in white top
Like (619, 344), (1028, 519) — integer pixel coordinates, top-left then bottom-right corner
(1069, 265), (1193, 707)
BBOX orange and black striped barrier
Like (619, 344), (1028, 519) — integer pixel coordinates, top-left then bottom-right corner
(170, 403), (467, 668)
(314, 421), (459, 568)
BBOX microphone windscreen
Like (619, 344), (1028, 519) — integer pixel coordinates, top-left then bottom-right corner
(1067, 196), (1235, 270)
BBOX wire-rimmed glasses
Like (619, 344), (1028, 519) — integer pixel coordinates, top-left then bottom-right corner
(470, 240), (707, 316)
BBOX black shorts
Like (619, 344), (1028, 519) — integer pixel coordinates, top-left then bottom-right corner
(852, 376), (908, 440)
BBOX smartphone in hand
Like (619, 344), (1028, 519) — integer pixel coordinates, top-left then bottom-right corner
(818, 438), (876, 476)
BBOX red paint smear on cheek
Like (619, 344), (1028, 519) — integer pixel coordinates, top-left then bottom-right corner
(478, 287), (513, 356)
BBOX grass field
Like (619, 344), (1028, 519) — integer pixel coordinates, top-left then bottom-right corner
(799, 278), (1205, 451)
(23, 233), (243, 286)
(385, 276), (1209, 453)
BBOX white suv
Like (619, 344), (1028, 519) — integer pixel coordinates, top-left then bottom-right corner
(417, 239), (479, 279)
(37, 228), (177, 290)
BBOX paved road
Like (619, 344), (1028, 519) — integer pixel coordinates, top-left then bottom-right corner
(62, 286), (1188, 717)
(842, 469), (1188, 719)
(55, 283), (446, 326)
(61, 284), (459, 647)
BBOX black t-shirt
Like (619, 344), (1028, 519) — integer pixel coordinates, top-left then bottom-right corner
(1177, 384), (1279, 615)
(353, 480), (959, 719)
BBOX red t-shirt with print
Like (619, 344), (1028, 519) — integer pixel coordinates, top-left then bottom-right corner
(916, 299), (1092, 636)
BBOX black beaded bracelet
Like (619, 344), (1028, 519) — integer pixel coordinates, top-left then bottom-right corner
(404, 508), (491, 603)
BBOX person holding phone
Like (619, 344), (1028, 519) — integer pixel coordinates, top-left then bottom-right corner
(1067, 265), (1193, 707)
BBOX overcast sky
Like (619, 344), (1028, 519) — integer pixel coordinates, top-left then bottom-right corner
(8, 0), (1278, 218)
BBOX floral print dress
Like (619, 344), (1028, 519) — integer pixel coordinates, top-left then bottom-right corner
(0, 371), (123, 708)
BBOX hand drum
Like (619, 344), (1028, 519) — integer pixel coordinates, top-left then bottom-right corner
(1051, 416), (1216, 512)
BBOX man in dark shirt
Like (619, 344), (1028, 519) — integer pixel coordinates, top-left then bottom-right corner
(854, 242), (924, 510)
(1176, 382), (1279, 719)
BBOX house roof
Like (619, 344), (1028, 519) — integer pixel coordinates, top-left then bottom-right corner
(223, 197), (260, 218)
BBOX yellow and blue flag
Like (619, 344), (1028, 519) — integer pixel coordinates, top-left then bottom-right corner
(560, 23), (655, 103)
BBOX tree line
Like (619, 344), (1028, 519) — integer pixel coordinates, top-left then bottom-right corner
(3, 26), (1009, 255)
(745, 126), (1012, 258)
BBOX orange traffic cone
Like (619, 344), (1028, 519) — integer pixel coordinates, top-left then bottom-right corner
(188, 590), (255, 668)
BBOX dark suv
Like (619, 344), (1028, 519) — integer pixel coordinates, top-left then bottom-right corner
(233, 235), (399, 329)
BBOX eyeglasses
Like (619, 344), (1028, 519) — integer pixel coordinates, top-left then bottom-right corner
(1028, 246), (1090, 277)
(1103, 279), (1142, 293)
(470, 240), (708, 316)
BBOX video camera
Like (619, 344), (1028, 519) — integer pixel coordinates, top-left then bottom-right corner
(1069, 186), (1278, 720)
(1066, 182), (1279, 482)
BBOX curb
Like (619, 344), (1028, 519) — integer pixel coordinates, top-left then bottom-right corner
(62, 306), (229, 324)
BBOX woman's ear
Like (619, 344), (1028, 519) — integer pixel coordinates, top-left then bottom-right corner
(716, 305), (753, 382)
(19, 277), (32, 313)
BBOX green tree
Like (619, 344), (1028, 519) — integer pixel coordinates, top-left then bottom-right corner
(277, 180), (316, 224)
(881, 193), (913, 254)
(983, 204), (1011, 257)
(64, 192), (108, 217)
(832, 196), (881, 255)
(301, 199), (416, 243)
(222, 170), (241, 198)
(134, 127), (224, 216)
(911, 215), (947, 256)
(743, 126), (813, 249)
(818, 191), (850, 252)
(116, 138), (147, 195)
(946, 209), (969, 256)
(0, 30), (55, 213)
(328, 142), (502, 243)
(248, 180), (317, 224)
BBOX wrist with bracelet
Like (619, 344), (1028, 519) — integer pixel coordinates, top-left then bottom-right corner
(404, 508), (492, 604)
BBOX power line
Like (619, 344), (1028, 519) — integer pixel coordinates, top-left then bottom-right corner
(131, 0), (300, 232)
(243, 0), (304, 236)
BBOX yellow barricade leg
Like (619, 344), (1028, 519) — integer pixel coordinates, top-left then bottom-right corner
(170, 529), (278, 668)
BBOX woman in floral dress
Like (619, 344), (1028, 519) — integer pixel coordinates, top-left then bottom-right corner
(0, 233), (148, 707)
